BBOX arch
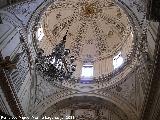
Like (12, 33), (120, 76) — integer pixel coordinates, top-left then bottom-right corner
(31, 92), (138, 120)
(42, 96), (128, 120)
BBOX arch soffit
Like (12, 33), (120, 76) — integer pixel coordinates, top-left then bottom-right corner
(31, 92), (138, 120)
(43, 96), (128, 120)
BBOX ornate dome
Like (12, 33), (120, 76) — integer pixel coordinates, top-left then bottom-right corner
(0, 0), (155, 120)
(35, 0), (135, 88)
(38, 0), (133, 59)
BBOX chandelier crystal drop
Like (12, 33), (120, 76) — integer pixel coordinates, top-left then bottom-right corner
(35, 30), (76, 82)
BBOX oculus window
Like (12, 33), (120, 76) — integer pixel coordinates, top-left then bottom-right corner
(113, 52), (124, 69)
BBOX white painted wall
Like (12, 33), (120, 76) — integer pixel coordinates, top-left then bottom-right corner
(0, 15), (32, 116)
(0, 20), (20, 58)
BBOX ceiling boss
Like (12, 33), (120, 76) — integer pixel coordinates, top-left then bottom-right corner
(82, 2), (97, 17)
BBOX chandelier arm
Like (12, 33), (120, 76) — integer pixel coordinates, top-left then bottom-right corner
(35, 30), (76, 82)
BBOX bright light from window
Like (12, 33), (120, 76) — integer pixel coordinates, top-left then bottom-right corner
(113, 52), (124, 69)
(36, 26), (44, 41)
(81, 65), (93, 78)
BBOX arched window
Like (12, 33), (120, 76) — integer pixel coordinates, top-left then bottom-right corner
(36, 25), (44, 41)
(81, 64), (93, 83)
(113, 52), (123, 69)
(81, 64), (93, 78)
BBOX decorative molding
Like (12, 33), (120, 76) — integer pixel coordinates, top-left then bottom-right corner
(26, 1), (146, 89)
(0, 69), (25, 118)
(30, 91), (138, 120)
(0, 1), (153, 120)
(42, 96), (128, 120)
(141, 24), (160, 120)
(2, 0), (44, 26)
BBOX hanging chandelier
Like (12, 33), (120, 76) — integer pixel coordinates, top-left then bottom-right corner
(35, 30), (76, 81)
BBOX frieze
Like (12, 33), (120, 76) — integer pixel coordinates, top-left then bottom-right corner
(35, 47), (141, 93)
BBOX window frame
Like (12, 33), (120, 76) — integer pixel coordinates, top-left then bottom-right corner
(81, 64), (94, 78)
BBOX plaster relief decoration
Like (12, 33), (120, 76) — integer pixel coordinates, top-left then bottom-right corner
(3, 0), (44, 26)
(120, 0), (147, 30)
(9, 48), (30, 93)
(107, 70), (137, 109)
(0, 0), (150, 119)
(33, 72), (67, 106)
(134, 62), (151, 114)
(35, 0), (135, 89)
(97, 56), (151, 117)
(41, 96), (128, 120)
(39, 0), (133, 60)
